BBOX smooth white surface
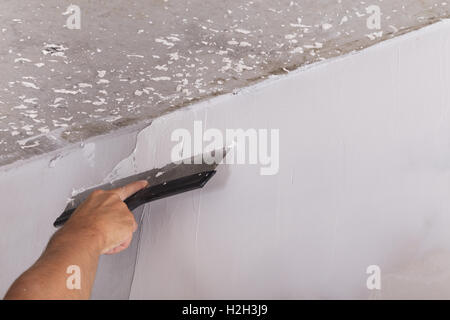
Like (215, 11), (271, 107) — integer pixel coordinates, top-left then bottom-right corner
(125, 20), (450, 299)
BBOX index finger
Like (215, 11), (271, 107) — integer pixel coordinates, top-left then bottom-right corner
(110, 180), (148, 201)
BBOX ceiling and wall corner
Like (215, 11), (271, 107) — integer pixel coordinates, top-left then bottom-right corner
(1, 0), (449, 166)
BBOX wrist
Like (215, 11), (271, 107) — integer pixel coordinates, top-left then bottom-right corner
(56, 224), (105, 256)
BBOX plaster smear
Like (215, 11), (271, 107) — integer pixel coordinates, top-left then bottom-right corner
(105, 20), (450, 299)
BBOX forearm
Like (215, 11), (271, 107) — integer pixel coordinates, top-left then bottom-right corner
(4, 227), (102, 300)
(4, 180), (145, 300)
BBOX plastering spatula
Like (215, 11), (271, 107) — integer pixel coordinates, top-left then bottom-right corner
(53, 153), (223, 227)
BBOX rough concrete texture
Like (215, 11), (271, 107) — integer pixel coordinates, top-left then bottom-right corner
(1, 0), (449, 166)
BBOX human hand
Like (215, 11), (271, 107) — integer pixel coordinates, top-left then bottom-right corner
(61, 180), (148, 255)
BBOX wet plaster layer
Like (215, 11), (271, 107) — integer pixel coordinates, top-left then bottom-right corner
(1, 0), (450, 167)
(124, 21), (450, 299)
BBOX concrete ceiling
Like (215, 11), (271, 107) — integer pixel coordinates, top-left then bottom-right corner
(1, 0), (449, 167)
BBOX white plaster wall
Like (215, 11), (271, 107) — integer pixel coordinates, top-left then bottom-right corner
(123, 20), (450, 299)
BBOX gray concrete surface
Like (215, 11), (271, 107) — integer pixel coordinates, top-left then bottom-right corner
(1, 0), (449, 167)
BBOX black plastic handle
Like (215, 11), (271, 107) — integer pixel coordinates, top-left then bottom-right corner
(53, 170), (216, 227)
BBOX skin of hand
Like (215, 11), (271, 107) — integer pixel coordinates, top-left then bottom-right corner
(4, 180), (148, 300)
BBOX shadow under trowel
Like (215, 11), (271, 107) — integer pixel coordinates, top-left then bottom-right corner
(91, 206), (145, 300)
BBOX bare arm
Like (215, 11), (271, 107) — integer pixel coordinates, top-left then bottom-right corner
(4, 180), (148, 300)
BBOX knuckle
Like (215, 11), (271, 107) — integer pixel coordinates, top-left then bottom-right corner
(125, 211), (135, 221)
(126, 213), (137, 226)
(115, 200), (129, 211)
(90, 189), (104, 197)
(104, 192), (121, 202)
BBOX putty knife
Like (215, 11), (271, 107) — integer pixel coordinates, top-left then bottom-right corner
(53, 154), (222, 227)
